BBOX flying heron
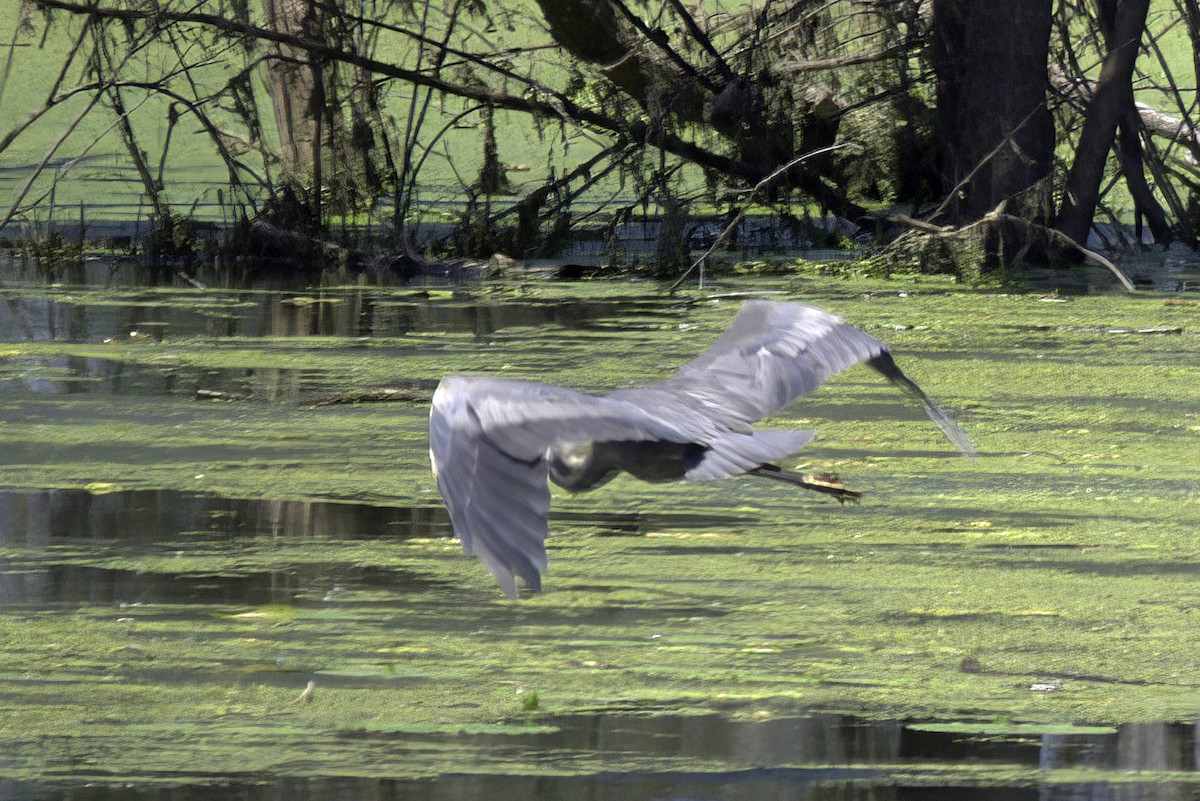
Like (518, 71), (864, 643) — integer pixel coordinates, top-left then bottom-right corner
(430, 300), (975, 597)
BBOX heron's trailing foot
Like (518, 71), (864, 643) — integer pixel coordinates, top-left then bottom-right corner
(798, 472), (862, 504)
(747, 465), (862, 504)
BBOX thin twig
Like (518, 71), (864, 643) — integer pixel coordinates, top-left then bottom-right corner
(666, 143), (857, 293)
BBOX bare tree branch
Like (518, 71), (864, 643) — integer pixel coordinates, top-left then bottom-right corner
(29, 0), (866, 220)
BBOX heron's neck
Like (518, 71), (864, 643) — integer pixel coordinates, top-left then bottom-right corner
(547, 442), (618, 492)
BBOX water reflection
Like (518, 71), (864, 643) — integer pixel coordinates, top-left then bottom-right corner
(0, 489), (754, 607)
(0, 354), (346, 401)
(0, 561), (429, 608)
(4, 713), (1200, 800)
(1, 488), (1198, 800)
(365, 713), (1198, 776)
(0, 489), (450, 606)
(0, 489), (446, 543)
(9, 777), (1180, 801)
(0, 288), (678, 344)
(0, 290), (681, 400)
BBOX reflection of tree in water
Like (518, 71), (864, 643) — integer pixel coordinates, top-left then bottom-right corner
(0, 489), (449, 606)
(1, 289), (687, 341)
(0, 294), (685, 395)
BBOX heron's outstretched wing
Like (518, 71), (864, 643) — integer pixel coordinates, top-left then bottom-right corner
(611, 301), (975, 456)
(429, 375), (690, 597)
(430, 404), (549, 598)
(612, 301), (886, 427)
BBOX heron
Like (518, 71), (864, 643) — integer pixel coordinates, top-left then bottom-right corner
(429, 300), (975, 598)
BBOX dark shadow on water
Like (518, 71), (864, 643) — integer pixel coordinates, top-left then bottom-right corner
(0, 355), (346, 402)
(0, 488), (448, 544)
(0, 489), (761, 547)
(0, 291), (689, 400)
(554, 509), (757, 537)
(7, 713), (1199, 800)
(11, 777), (1200, 801)
(635, 545), (786, 557)
(0, 562), (435, 607)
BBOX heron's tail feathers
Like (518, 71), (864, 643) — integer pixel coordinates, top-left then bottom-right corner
(867, 352), (977, 457)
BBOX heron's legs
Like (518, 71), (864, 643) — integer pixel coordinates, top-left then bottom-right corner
(746, 464), (862, 504)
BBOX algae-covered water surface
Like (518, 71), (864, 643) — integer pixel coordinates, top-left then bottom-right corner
(1, 265), (1199, 798)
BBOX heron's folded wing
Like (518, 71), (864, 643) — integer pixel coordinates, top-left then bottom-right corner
(429, 376), (691, 597)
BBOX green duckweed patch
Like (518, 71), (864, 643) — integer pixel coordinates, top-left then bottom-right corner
(1, 274), (1199, 784)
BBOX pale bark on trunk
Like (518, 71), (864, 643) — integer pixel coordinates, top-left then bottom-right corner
(262, 0), (321, 171)
(1049, 67), (1200, 166)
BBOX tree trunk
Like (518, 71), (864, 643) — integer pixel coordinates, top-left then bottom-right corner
(533, 0), (705, 124)
(262, 0), (322, 171)
(1053, 0), (1152, 245)
(532, 0), (862, 220)
(930, 0), (1055, 226)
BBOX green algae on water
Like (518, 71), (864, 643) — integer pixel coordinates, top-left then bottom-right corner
(1, 275), (1199, 783)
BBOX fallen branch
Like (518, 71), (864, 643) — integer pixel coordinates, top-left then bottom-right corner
(888, 205), (1138, 293)
(313, 387), (431, 406)
(1050, 66), (1200, 163)
(1105, 327), (1182, 334)
(1014, 215), (1137, 293)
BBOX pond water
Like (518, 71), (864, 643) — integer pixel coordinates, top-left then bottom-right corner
(4, 470), (1199, 801)
(6, 714), (1200, 800)
(2, 260), (1199, 798)
(0, 488), (755, 608)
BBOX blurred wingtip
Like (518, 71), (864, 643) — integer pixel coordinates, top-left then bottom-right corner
(924, 401), (978, 457)
(931, 410), (979, 453)
(496, 571), (519, 599)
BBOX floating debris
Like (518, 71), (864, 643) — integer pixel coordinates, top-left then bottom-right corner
(295, 679), (316, 704)
(1105, 327), (1183, 334)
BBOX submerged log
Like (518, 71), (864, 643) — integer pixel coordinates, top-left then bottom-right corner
(313, 388), (431, 406)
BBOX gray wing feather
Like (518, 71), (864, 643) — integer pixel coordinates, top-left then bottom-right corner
(612, 301), (973, 456)
(429, 382), (550, 598)
(611, 301), (886, 431)
(684, 429), (816, 481)
(429, 375), (693, 597)
(441, 376), (689, 458)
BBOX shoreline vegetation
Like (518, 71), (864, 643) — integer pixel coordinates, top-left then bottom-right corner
(2, 1), (1198, 289)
